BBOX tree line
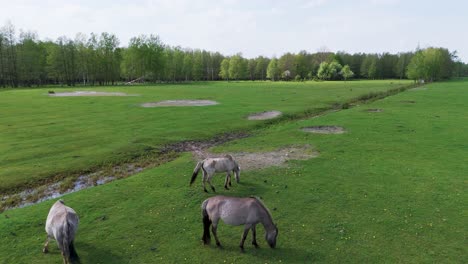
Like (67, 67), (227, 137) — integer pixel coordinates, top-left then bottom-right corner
(1, 22), (467, 87)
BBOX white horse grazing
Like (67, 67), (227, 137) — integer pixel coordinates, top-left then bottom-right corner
(190, 154), (240, 192)
(43, 200), (80, 264)
(201, 195), (278, 251)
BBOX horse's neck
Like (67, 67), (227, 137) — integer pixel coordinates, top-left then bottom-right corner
(258, 207), (275, 231)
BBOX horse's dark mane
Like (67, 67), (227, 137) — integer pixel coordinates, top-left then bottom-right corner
(251, 196), (273, 221)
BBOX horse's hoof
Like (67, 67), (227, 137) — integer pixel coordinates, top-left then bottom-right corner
(204, 189), (208, 193)
(42, 248), (48, 254)
(216, 242), (222, 247)
(252, 242), (259, 248)
(224, 186), (229, 190)
(240, 246), (245, 253)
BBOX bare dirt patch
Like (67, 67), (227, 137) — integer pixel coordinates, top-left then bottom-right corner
(409, 87), (427, 91)
(302, 126), (346, 134)
(247, 111), (282, 120)
(141, 100), (219, 107)
(49, 91), (136, 97)
(193, 145), (318, 171)
(400, 100), (416, 104)
(365, 108), (383, 113)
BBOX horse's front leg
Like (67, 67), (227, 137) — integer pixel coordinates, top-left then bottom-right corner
(202, 170), (209, 192)
(251, 224), (259, 248)
(42, 236), (50, 253)
(240, 224), (252, 252)
(224, 172), (230, 190)
(207, 174), (216, 192)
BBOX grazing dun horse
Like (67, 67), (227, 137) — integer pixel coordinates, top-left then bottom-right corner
(201, 196), (278, 251)
(190, 154), (240, 192)
(43, 200), (80, 264)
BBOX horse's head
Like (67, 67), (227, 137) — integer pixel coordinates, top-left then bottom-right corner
(266, 225), (278, 248)
(235, 165), (241, 183)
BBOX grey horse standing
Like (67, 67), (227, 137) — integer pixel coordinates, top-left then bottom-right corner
(190, 154), (240, 192)
(201, 195), (278, 251)
(43, 200), (80, 264)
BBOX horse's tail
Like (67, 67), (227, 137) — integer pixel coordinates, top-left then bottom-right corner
(201, 199), (211, 244)
(69, 240), (80, 263)
(63, 214), (80, 264)
(190, 161), (204, 185)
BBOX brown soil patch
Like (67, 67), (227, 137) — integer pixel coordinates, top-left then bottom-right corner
(366, 108), (383, 113)
(400, 100), (416, 103)
(302, 126), (346, 134)
(141, 100), (219, 107)
(247, 111), (282, 120)
(49, 91), (136, 97)
(193, 145), (318, 171)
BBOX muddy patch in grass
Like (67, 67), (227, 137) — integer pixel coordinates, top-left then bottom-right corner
(193, 145), (318, 171)
(247, 111), (282, 120)
(301, 126), (346, 134)
(400, 100), (416, 104)
(49, 91), (137, 97)
(141, 100), (219, 107)
(365, 108), (383, 113)
(409, 87), (427, 91)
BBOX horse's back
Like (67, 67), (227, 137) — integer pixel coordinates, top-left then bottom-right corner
(211, 157), (236, 172)
(46, 200), (79, 238)
(205, 196), (261, 225)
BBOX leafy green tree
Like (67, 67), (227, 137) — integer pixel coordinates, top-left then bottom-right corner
(192, 50), (204, 81)
(1, 22), (18, 87)
(406, 47), (454, 82)
(219, 58), (230, 81)
(228, 54), (245, 80)
(278, 53), (296, 78)
(16, 32), (47, 86)
(182, 51), (193, 81)
(295, 51), (308, 79)
(248, 59), (256, 80)
(340, 65), (354, 82)
(254, 56), (268, 80)
(317, 61), (342, 80)
(266, 58), (279, 81)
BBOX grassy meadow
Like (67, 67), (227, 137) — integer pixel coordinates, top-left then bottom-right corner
(0, 80), (410, 193)
(1, 79), (467, 263)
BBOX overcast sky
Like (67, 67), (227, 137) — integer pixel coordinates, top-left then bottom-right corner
(1, 0), (467, 62)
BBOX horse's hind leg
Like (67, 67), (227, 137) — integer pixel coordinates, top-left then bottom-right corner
(251, 224), (259, 248)
(211, 219), (222, 247)
(42, 236), (50, 253)
(240, 224), (252, 251)
(224, 172), (230, 190)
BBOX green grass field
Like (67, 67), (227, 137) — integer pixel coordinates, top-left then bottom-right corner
(1, 79), (467, 263)
(0, 80), (410, 193)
